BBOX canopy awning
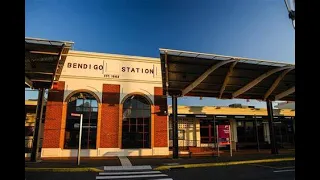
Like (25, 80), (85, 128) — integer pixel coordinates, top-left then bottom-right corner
(160, 49), (295, 101)
(25, 37), (74, 89)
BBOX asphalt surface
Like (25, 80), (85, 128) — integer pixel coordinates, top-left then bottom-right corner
(25, 153), (294, 168)
(25, 158), (121, 168)
(25, 172), (97, 180)
(163, 161), (295, 180)
(129, 153), (294, 167)
(25, 160), (295, 180)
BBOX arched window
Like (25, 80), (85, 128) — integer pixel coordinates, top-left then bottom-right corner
(122, 95), (151, 149)
(64, 92), (98, 149)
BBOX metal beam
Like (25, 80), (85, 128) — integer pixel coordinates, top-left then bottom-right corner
(52, 44), (65, 82)
(30, 79), (52, 82)
(25, 71), (54, 75)
(232, 66), (293, 98)
(172, 95), (179, 159)
(219, 61), (238, 98)
(182, 59), (236, 96)
(263, 67), (295, 100)
(30, 88), (45, 161)
(25, 76), (33, 88)
(164, 51), (169, 96)
(28, 51), (69, 56)
(266, 100), (278, 154)
(275, 86), (295, 100)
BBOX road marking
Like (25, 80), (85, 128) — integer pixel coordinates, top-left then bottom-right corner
(96, 174), (168, 179)
(248, 164), (275, 169)
(104, 165), (152, 171)
(164, 163), (180, 166)
(276, 166), (295, 170)
(25, 167), (102, 172)
(99, 171), (161, 175)
(118, 156), (132, 166)
(274, 169), (295, 173)
(154, 157), (295, 171)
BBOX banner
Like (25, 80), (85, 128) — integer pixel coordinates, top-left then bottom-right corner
(217, 125), (231, 145)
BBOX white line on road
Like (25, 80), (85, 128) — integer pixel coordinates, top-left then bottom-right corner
(276, 166), (295, 170)
(96, 174), (168, 179)
(99, 171), (161, 175)
(118, 156), (132, 166)
(273, 169), (295, 173)
(104, 165), (152, 171)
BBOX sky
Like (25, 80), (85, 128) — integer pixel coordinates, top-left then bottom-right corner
(25, 0), (295, 108)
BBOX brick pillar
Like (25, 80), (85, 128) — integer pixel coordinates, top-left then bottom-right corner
(42, 81), (65, 148)
(154, 87), (168, 147)
(100, 84), (120, 148)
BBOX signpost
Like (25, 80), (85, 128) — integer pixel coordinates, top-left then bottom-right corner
(71, 113), (83, 166)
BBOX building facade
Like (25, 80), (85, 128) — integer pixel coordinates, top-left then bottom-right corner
(26, 50), (295, 158)
(41, 51), (168, 157)
(168, 105), (295, 151)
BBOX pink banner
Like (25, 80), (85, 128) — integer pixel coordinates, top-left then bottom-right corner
(217, 125), (230, 145)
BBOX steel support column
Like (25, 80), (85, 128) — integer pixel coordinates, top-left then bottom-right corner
(172, 95), (179, 159)
(30, 88), (45, 162)
(266, 100), (279, 154)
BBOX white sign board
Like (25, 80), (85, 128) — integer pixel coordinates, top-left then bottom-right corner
(62, 56), (162, 82)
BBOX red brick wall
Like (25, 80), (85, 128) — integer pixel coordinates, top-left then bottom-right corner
(100, 84), (120, 148)
(42, 81), (65, 148)
(154, 87), (168, 147)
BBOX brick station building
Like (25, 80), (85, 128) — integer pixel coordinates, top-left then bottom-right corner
(41, 50), (169, 157)
(26, 50), (294, 158)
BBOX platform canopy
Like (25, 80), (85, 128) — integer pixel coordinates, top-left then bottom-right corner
(160, 49), (295, 101)
(25, 37), (74, 89)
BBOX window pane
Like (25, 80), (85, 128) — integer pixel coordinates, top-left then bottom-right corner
(76, 106), (83, 112)
(131, 99), (138, 109)
(142, 110), (151, 118)
(144, 124), (150, 133)
(135, 110), (142, 118)
(137, 98), (144, 109)
(137, 118), (143, 124)
(90, 112), (98, 120)
(123, 125), (129, 132)
(121, 95), (151, 149)
(130, 118), (136, 125)
(91, 100), (98, 107)
(123, 108), (132, 118)
(143, 103), (150, 109)
(130, 125), (137, 132)
(122, 118), (129, 125)
(25, 126), (34, 136)
(178, 130), (185, 140)
(65, 92), (99, 149)
(144, 118), (150, 126)
(137, 125), (143, 133)
(123, 99), (131, 109)
(76, 99), (84, 107)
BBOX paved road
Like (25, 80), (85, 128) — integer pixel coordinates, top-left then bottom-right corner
(163, 161), (295, 180)
(96, 165), (173, 179)
(25, 172), (97, 180)
(25, 161), (295, 180)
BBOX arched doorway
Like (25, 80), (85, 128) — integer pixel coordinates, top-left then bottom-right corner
(64, 92), (99, 149)
(122, 94), (151, 149)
